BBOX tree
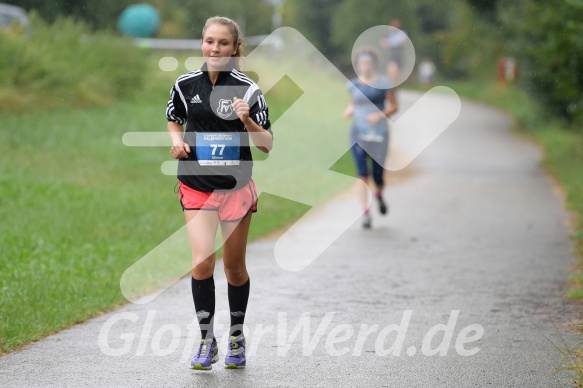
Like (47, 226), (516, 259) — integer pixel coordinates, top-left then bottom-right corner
(10, 0), (134, 29)
(465, 0), (499, 20)
(9, 0), (273, 36)
(500, 0), (583, 125)
(330, 0), (418, 60)
(281, 0), (343, 58)
(437, 0), (504, 78)
(414, 0), (455, 71)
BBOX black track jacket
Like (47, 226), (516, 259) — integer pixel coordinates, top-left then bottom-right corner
(166, 62), (271, 191)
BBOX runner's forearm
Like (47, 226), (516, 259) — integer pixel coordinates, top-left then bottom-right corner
(168, 121), (185, 145)
(243, 119), (273, 153)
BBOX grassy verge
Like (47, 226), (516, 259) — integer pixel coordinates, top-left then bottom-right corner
(443, 79), (583, 383)
(0, 50), (353, 353)
(0, 14), (146, 113)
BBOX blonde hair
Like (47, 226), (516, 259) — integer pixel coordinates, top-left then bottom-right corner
(202, 16), (246, 70)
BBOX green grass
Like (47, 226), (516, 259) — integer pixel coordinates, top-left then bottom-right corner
(0, 97), (179, 352)
(0, 51), (354, 353)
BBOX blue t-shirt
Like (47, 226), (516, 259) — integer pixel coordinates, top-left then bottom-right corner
(346, 76), (392, 143)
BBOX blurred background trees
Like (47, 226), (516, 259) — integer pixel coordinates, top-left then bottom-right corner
(5, 0), (583, 127)
(500, 0), (583, 126)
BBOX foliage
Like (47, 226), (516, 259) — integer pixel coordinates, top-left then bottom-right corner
(500, 0), (583, 126)
(148, 0), (274, 38)
(283, 0), (501, 79)
(8, 0), (135, 30)
(10, 0), (274, 38)
(438, 0), (503, 79)
(330, 0), (419, 75)
(0, 13), (146, 113)
(465, 0), (499, 20)
(411, 0), (458, 77)
(330, 0), (418, 58)
(281, 0), (344, 59)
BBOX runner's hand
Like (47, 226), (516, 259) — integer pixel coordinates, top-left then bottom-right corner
(233, 97), (250, 124)
(343, 105), (354, 119)
(366, 112), (386, 124)
(170, 141), (190, 159)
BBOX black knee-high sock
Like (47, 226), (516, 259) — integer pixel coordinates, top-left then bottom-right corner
(191, 276), (215, 341)
(228, 278), (250, 337)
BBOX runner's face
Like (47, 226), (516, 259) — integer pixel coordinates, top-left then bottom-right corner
(357, 56), (375, 77)
(202, 24), (237, 71)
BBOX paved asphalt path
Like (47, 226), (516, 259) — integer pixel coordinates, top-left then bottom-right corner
(1, 91), (579, 387)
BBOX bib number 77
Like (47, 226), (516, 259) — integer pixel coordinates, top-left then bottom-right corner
(210, 144), (225, 156)
(195, 132), (241, 166)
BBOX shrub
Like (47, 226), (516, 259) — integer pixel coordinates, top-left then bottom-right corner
(0, 12), (147, 113)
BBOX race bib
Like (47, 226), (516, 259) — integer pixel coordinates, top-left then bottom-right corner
(196, 132), (240, 166)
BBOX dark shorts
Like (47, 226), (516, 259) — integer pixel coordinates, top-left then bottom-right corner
(351, 140), (388, 185)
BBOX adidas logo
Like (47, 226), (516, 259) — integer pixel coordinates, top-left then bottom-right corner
(190, 94), (202, 104)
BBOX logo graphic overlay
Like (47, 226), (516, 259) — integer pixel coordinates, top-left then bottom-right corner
(216, 98), (233, 119)
(121, 26), (461, 303)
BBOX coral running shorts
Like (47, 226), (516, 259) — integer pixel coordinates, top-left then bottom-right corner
(178, 180), (258, 222)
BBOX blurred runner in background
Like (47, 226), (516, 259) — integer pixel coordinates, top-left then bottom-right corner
(344, 48), (398, 229)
